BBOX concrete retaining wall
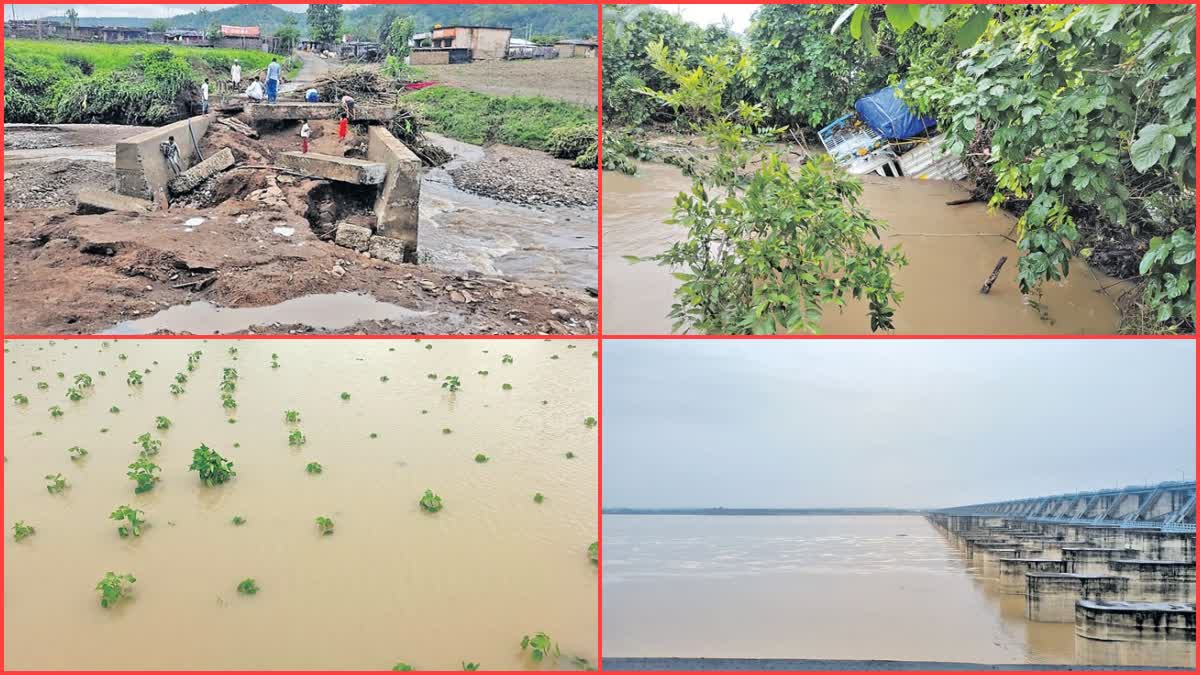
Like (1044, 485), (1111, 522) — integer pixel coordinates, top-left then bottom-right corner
(1026, 574), (1128, 622)
(1075, 600), (1196, 667)
(116, 114), (212, 200)
(367, 126), (421, 262)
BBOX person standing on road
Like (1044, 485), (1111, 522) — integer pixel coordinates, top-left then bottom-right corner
(338, 111), (349, 142)
(266, 57), (281, 104)
(231, 59), (242, 86)
(200, 78), (210, 114)
(301, 120), (311, 154)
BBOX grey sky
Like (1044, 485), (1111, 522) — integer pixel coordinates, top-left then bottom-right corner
(603, 340), (1196, 510)
(3, 4), (312, 19)
(653, 4), (759, 33)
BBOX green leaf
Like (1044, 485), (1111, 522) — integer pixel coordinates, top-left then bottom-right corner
(885, 5), (916, 34)
(1130, 124), (1176, 172)
(914, 4), (948, 30)
(832, 4), (860, 35)
(849, 5), (865, 40)
(956, 9), (990, 50)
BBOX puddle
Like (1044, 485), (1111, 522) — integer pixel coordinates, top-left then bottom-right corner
(602, 161), (1122, 334)
(417, 133), (597, 292)
(103, 293), (431, 335)
(3, 339), (598, 669)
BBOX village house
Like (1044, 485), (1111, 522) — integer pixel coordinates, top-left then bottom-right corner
(554, 38), (598, 58)
(213, 25), (262, 50)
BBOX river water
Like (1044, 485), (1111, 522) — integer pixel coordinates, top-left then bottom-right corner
(603, 514), (1081, 664)
(4, 339), (598, 670)
(602, 162), (1122, 335)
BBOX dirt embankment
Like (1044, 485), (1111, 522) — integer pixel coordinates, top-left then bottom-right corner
(4, 116), (596, 335)
(417, 57), (598, 108)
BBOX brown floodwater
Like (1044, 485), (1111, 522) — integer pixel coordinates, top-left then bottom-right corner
(603, 515), (1087, 664)
(602, 162), (1123, 335)
(4, 339), (598, 670)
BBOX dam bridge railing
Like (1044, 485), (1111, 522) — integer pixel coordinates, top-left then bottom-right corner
(931, 481), (1196, 533)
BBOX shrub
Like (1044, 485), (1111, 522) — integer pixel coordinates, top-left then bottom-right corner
(96, 572), (136, 608)
(189, 444), (235, 486)
(548, 124), (596, 160)
(13, 521), (35, 541)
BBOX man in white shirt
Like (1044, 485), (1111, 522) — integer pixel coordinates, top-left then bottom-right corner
(200, 78), (210, 114)
(245, 77), (265, 102)
(231, 59), (242, 86)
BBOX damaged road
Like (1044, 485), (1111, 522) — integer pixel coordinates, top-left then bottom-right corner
(4, 113), (597, 335)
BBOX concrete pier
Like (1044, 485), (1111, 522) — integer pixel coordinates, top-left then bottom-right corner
(998, 559), (1068, 594)
(1108, 560), (1196, 602)
(278, 152), (388, 185)
(116, 114), (212, 200)
(1075, 600), (1196, 668)
(1025, 573), (1128, 622)
(1063, 547), (1141, 575)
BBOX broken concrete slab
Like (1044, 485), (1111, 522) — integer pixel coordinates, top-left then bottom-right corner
(76, 189), (154, 215)
(334, 223), (373, 252)
(116, 114), (212, 200)
(368, 234), (410, 264)
(278, 152), (387, 185)
(169, 148), (235, 195)
(244, 102), (396, 123)
(368, 126), (421, 258)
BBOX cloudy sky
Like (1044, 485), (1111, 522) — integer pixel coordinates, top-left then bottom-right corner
(3, 4), (310, 19)
(653, 3), (759, 33)
(603, 340), (1195, 510)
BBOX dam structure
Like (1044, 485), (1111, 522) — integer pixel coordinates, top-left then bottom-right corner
(928, 481), (1196, 668)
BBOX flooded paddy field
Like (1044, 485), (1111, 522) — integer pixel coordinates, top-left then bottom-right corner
(4, 339), (598, 670)
(603, 515), (1080, 665)
(602, 162), (1122, 335)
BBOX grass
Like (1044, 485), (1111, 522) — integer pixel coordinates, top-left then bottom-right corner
(4, 39), (273, 78)
(404, 85), (593, 152)
(237, 578), (260, 595)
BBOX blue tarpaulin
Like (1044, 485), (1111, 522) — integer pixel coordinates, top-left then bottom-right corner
(854, 84), (936, 140)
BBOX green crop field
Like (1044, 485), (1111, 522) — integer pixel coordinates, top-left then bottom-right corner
(3, 39), (273, 125)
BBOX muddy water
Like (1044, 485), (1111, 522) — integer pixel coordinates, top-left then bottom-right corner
(603, 515), (1078, 664)
(602, 162), (1121, 334)
(4, 339), (598, 670)
(421, 134), (597, 291)
(103, 293), (433, 335)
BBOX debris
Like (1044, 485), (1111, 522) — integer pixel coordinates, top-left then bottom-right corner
(368, 235), (412, 264)
(168, 148), (236, 196)
(313, 67), (395, 104)
(980, 256), (1008, 295)
(75, 189), (152, 215)
(215, 116), (259, 139)
(172, 276), (216, 291)
(272, 227), (296, 237)
(334, 223), (373, 252)
(184, 217), (206, 227)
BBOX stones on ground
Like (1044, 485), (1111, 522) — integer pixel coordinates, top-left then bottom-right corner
(168, 148), (235, 196)
(334, 223), (373, 252)
(75, 189), (153, 215)
(368, 235), (410, 264)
